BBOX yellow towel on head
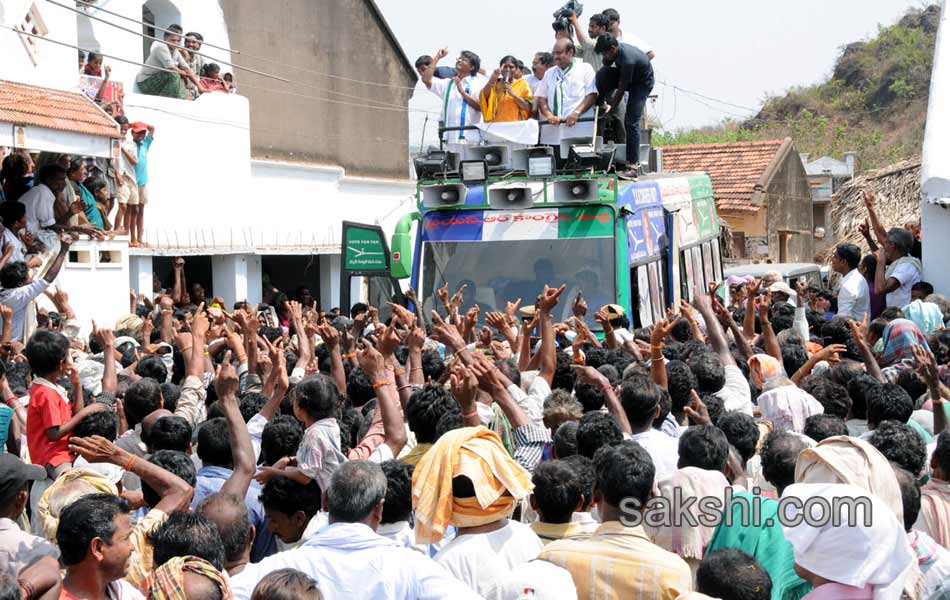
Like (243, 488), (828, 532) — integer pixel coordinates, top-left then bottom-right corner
(411, 426), (533, 544)
(39, 468), (117, 541)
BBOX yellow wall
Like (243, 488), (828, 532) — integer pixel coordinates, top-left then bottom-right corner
(720, 209), (766, 236)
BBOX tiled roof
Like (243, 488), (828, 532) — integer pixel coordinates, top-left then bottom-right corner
(659, 139), (790, 212)
(0, 79), (119, 139)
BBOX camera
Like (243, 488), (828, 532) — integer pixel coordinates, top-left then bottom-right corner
(552, 0), (583, 32)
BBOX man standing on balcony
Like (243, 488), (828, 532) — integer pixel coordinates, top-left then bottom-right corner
(129, 122), (154, 249)
(136, 24), (198, 100)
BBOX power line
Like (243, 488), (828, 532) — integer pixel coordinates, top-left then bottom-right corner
(47, 0), (288, 83)
(74, 0), (238, 55)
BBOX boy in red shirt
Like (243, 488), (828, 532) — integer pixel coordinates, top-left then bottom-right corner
(24, 329), (107, 533)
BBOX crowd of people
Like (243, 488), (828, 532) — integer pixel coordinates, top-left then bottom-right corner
(5, 24), (238, 250)
(417, 7), (655, 178)
(0, 185), (944, 598)
(0, 6), (946, 600)
(135, 26), (234, 101)
(0, 117), (154, 248)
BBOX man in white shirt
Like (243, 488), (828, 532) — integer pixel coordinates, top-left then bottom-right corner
(18, 164), (67, 239)
(875, 227), (922, 308)
(832, 243), (870, 322)
(423, 48), (488, 157)
(0, 231), (74, 341)
(536, 39), (598, 147)
(523, 52), (554, 96)
(623, 375), (680, 479)
(231, 461), (479, 600)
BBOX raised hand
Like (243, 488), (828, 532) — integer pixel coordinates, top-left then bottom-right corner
(505, 298), (522, 322)
(214, 350), (239, 398)
(69, 434), (122, 465)
(684, 390), (712, 426)
(437, 283), (450, 307)
(650, 318), (677, 345)
(594, 309), (613, 332)
(429, 310), (465, 349)
(357, 338), (386, 380)
(572, 294), (588, 318)
(537, 285), (566, 313)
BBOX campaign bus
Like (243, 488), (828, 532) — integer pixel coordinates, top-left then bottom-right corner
(362, 170), (723, 331)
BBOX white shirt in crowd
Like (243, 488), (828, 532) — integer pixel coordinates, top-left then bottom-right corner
(836, 268), (870, 322)
(713, 364), (754, 415)
(434, 520), (544, 600)
(535, 58), (597, 145)
(428, 74), (488, 151)
(18, 183), (57, 236)
(0, 279), (50, 341)
(886, 261), (921, 308)
(630, 428), (680, 480)
(498, 558), (578, 600)
(2, 229), (27, 264)
(231, 522), (480, 600)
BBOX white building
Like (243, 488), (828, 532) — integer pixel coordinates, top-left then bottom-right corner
(0, 0), (416, 327)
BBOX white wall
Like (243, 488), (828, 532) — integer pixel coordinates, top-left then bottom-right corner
(121, 90), (252, 251)
(0, 0), (81, 90)
(248, 160), (416, 253)
(922, 0), (950, 293)
(56, 238), (131, 336)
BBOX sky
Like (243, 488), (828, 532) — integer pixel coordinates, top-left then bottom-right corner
(374, 0), (927, 147)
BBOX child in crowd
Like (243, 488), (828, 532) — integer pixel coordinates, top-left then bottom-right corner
(24, 329), (106, 533)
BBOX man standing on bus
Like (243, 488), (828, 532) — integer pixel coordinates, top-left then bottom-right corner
(536, 39), (598, 152)
(594, 34), (654, 178)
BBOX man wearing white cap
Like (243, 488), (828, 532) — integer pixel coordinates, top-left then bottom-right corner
(782, 482), (915, 599)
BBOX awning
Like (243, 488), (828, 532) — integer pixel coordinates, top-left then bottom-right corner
(0, 79), (119, 158)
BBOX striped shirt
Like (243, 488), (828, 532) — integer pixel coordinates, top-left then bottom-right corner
(512, 421), (550, 473)
(540, 521), (692, 600)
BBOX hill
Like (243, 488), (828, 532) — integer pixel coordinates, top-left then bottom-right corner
(654, 4), (940, 171)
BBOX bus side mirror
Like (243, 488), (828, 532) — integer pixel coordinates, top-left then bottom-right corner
(390, 232), (412, 279)
(390, 211), (419, 280)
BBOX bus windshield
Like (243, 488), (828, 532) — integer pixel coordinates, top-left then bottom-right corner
(420, 237), (616, 325)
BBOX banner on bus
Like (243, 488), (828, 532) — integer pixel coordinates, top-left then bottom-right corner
(422, 206), (613, 243)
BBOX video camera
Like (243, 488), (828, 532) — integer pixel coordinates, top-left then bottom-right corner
(552, 0), (583, 33)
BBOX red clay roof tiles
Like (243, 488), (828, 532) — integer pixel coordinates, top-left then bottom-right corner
(0, 79), (119, 139)
(659, 139), (789, 213)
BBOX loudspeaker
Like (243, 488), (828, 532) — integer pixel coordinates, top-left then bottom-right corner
(465, 145), (511, 170)
(512, 146), (555, 173)
(551, 178), (599, 203)
(488, 183), (533, 210)
(421, 184), (467, 209)
(559, 136), (603, 159)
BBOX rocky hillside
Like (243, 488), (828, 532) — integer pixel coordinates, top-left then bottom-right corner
(655, 4), (940, 170)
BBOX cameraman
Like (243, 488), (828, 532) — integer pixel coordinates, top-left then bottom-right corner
(594, 33), (654, 178)
(571, 12), (609, 70)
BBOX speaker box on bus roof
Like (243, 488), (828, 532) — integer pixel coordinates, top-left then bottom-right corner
(551, 178), (599, 203)
(465, 145), (511, 171)
(421, 183), (467, 209)
(512, 146), (556, 174)
(487, 183), (533, 210)
(559, 136), (604, 159)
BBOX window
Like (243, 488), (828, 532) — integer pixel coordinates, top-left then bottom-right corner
(15, 3), (49, 66)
